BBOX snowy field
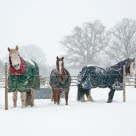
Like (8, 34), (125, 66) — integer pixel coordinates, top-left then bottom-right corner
(0, 86), (136, 136)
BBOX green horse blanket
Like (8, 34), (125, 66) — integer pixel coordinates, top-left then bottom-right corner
(8, 58), (40, 92)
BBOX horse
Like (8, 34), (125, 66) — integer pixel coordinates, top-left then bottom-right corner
(77, 58), (135, 103)
(49, 56), (71, 105)
(8, 46), (40, 108)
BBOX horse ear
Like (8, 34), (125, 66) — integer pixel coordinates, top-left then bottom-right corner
(56, 56), (59, 60)
(62, 57), (64, 60)
(8, 47), (10, 52)
(16, 45), (18, 51)
(133, 58), (135, 62)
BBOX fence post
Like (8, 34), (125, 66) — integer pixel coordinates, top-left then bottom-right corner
(123, 65), (126, 102)
(5, 63), (8, 110)
(135, 74), (136, 88)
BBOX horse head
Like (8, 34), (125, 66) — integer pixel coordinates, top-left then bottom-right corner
(8, 45), (21, 70)
(56, 56), (64, 74)
(125, 58), (135, 77)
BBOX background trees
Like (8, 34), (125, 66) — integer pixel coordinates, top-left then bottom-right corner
(61, 20), (110, 70)
(107, 18), (136, 63)
(19, 45), (46, 66)
(19, 45), (48, 77)
(61, 18), (136, 74)
(1, 18), (136, 77)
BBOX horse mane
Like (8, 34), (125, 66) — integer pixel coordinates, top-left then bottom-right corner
(109, 59), (129, 75)
(9, 56), (12, 67)
(115, 59), (128, 66)
(56, 59), (59, 72)
(111, 59), (128, 68)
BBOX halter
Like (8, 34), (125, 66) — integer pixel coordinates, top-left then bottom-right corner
(9, 55), (26, 75)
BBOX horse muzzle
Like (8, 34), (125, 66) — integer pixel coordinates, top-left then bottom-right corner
(14, 64), (20, 70)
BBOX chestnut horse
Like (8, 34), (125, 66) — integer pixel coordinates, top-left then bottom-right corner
(50, 57), (71, 105)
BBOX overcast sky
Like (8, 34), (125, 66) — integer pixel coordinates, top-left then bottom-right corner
(0, 0), (136, 65)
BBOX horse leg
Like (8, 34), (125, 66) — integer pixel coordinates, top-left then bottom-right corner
(58, 90), (62, 104)
(21, 92), (27, 108)
(26, 91), (31, 106)
(107, 89), (115, 103)
(51, 89), (54, 102)
(57, 90), (60, 105)
(80, 95), (85, 102)
(13, 90), (18, 107)
(77, 85), (83, 101)
(86, 89), (94, 102)
(30, 89), (34, 107)
(53, 90), (57, 104)
(65, 91), (69, 105)
(80, 89), (85, 102)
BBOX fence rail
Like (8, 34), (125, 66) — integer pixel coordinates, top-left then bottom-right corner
(0, 63), (136, 110)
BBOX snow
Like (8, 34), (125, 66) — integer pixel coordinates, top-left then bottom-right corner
(0, 87), (136, 136)
(24, 59), (35, 66)
(95, 67), (105, 74)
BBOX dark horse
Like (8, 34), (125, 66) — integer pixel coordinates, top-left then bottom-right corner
(49, 56), (71, 105)
(77, 58), (135, 103)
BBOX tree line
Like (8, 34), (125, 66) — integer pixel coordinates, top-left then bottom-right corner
(0, 18), (136, 77)
(60, 18), (136, 72)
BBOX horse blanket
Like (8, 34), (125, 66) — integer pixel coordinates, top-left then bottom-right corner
(8, 60), (40, 92)
(49, 69), (71, 91)
(77, 66), (123, 90)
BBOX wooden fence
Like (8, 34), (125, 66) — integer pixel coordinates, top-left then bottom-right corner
(0, 63), (8, 110)
(123, 65), (136, 102)
(0, 63), (78, 110)
(40, 76), (77, 86)
(0, 63), (136, 110)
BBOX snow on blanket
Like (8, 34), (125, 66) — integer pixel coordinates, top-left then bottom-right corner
(0, 87), (136, 136)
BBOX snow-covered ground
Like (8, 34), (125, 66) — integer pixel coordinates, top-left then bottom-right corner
(0, 87), (136, 136)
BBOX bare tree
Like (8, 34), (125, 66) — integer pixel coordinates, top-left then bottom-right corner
(61, 20), (109, 69)
(19, 45), (47, 76)
(107, 18), (136, 62)
(19, 45), (46, 65)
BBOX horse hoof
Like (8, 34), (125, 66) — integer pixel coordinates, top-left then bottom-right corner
(88, 100), (94, 102)
(80, 100), (86, 102)
(87, 99), (94, 102)
(22, 106), (25, 108)
(107, 100), (112, 103)
(30, 104), (34, 107)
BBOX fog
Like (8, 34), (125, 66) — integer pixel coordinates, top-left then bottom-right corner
(0, 0), (136, 65)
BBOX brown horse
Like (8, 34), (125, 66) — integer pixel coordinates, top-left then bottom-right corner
(50, 56), (71, 105)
